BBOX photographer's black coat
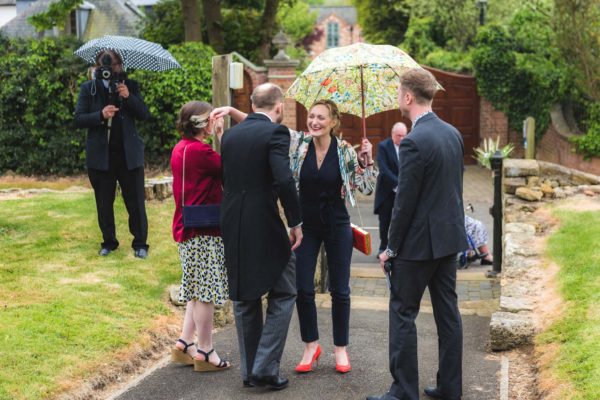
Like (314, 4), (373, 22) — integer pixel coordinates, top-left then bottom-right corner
(74, 79), (150, 171)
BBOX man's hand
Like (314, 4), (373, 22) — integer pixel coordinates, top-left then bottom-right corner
(378, 251), (390, 273)
(210, 106), (231, 120)
(289, 226), (303, 251)
(116, 83), (129, 99)
(102, 105), (119, 119)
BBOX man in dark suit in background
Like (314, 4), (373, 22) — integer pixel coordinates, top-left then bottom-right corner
(368, 69), (468, 400)
(220, 83), (302, 391)
(374, 122), (408, 254)
(74, 50), (151, 259)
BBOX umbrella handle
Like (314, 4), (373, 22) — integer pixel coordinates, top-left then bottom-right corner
(360, 65), (366, 139)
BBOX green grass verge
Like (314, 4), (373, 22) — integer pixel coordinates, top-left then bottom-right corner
(0, 192), (180, 400)
(539, 209), (600, 400)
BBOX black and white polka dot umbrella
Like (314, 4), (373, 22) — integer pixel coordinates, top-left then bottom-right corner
(74, 35), (181, 71)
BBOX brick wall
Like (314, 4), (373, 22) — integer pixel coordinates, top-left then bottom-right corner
(480, 98), (600, 175)
(308, 15), (361, 58)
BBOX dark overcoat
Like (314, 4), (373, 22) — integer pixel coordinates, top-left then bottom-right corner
(387, 113), (469, 260)
(74, 78), (150, 171)
(374, 137), (399, 214)
(220, 113), (302, 301)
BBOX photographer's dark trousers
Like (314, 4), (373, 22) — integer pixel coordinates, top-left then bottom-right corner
(388, 254), (463, 400)
(88, 151), (148, 251)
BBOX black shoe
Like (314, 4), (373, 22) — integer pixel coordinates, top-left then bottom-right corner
(99, 248), (112, 256)
(243, 380), (254, 388)
(424, 386), (460, 400)
(134, 248), (148, 259)
(250, 374), (289, 390)
(481, 258), (493, 265)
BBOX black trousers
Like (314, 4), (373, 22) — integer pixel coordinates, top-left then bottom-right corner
(295, 223), (353, 346)
(388, 255), (463, 400)
(87, 154), (148, 251)
(377, 193), (395, 252)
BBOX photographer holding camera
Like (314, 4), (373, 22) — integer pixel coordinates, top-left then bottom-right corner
(75, 50), (151, 259)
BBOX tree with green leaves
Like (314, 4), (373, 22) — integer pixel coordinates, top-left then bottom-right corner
(28, 0), (83, 37)
(353, 0), (411, 45)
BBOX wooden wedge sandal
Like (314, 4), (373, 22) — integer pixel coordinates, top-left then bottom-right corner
(170, 339), (195, 365)
(193, 348), (231, 372)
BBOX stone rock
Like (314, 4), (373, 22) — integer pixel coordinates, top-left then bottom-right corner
(584, 190), (596, 197)
(503, 177), (527, 194)
(527, 176), (540, 187)
(549, 180), (559, 188)
(505, 233), (539, 257)
(154, 182), (173, 200)
(578, 185), (600, 194)
(504, 159), (540, 178)
(538, 161), (572, 185)
(540, 183), (555, 198)
(144, 184), (155, 201)
(515, 187), (543, 202)
(490, 312), (536, 351)
(502, 257), (540, 280)
(553, 187), (567, 199)
(169, 285), (185, 306)
(571, 170), (600, 186)
(214, 301), (233, 327)
(500, 296), (534, 313)
(563, 186), (578, 196)
(505, 223), (536, 236)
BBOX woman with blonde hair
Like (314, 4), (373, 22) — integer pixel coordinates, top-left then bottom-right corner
(212, 98), (376, 374)
(169, 101), (230, 372)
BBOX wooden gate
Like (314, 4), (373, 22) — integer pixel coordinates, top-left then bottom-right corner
(295, 66), (480, 164)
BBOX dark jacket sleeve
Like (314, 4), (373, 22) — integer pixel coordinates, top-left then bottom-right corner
(386, 137), (424, 253)
(269, 125), (302, 227)
(121, 80), (150, 121)
(377, 142), (398, 187)
(74, 82), (103, 129)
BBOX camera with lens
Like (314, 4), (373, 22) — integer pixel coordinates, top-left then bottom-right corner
(97, 54), (127, 106)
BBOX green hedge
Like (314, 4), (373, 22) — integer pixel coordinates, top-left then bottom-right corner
(0, 37), (214, 175)
(472, 10), (571, 139)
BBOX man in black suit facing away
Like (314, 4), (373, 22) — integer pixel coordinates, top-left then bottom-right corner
(220, 83), (303, 391)
(374, 122), (408, 254)
(367, 69), (468, 400)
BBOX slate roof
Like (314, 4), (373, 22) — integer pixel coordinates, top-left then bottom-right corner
(1, 0), (142, 39)
(314, 6), (357, 25)
(0, 0), (16, 6)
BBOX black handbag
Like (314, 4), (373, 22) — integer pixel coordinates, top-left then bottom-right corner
(181, 144), (220, 229)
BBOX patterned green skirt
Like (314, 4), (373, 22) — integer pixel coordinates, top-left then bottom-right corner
(177, 235), (229, 305)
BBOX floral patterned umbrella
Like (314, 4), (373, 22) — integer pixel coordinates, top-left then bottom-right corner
(286, 42), (440, 137)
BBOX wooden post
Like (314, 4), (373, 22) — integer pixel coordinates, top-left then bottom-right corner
(523, 117), (535, 159)
(212, 54), (232, 153)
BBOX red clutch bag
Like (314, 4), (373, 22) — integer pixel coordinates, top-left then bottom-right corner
(351, 223), (372, 255)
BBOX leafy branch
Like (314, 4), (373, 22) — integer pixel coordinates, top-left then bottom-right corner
(28, 0), (83, 32)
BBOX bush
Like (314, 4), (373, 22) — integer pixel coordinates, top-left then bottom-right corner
(570, 103), (600, 159)
(130, 42), (215, 165)
(0, 37), (88, 175)
(472, 8), (571, 138)
(0, 37), (214, 175)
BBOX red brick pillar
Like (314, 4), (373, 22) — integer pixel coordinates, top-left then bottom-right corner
(264, 32), (300, 130)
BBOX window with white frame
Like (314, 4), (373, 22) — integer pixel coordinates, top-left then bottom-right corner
(326, 22), (339, 48)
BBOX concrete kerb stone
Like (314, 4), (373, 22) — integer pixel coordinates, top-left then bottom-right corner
(490, 311), (536, 351)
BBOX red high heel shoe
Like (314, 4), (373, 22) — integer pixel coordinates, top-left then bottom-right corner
(335, 351), (351, 373)
(295, 344), (322, 373)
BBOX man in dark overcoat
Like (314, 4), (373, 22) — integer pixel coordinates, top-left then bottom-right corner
(74, 50), (151, 258)
(374, 122), (407, 254)
(220, 83), (302, 390)
(368, 69), (469, 400)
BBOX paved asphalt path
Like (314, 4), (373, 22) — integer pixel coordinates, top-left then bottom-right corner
(115, 309), (498, 400)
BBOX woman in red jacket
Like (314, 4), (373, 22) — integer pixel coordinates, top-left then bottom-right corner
(169, 101), (230, 372)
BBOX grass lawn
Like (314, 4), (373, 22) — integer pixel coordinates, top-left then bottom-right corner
(539, 209), (600, 400)
(0, 192), (181, 400)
